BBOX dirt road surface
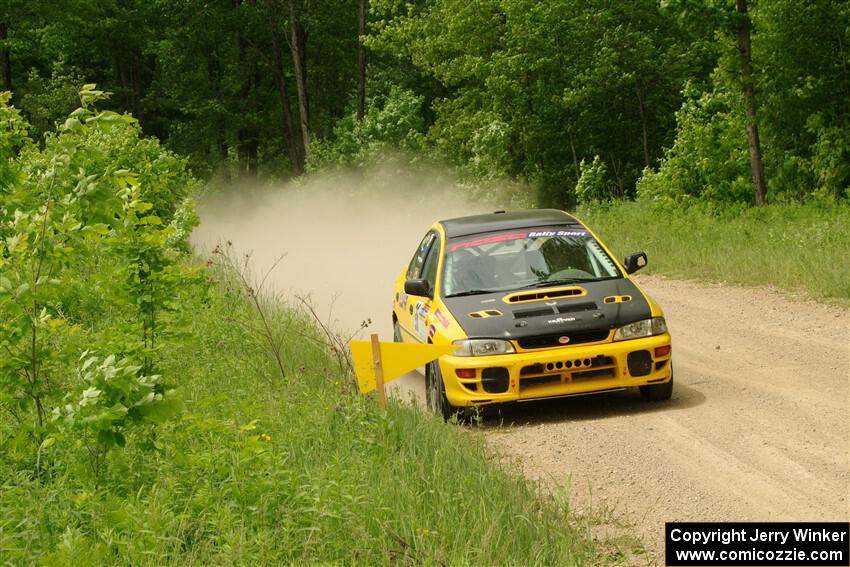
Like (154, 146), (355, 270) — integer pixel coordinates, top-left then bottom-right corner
(486, 275), (849, 562)
(193, 182), (849, 564)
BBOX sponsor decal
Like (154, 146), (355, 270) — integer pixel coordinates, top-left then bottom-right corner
(398, 292), (408, 309)
(435, 309), (450, 328)
(547, 316), (578, 324)
(528, 229), (588, 237)
(413, 301), (430, 339)
(428, 324), (436, 338)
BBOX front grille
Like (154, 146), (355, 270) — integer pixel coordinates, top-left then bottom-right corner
(517, 329), (610, 349)
(521, 355), (613, 376)
(519, 354), (616, 391)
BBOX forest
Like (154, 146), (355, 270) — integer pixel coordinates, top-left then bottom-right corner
(2, 0), (848, 205)
(1, 1), (848, 563)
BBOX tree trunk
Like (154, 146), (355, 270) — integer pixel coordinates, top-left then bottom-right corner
(271, 27), (304, 174)
(569, 135), (580, 183)
(0, 22), (11, 92)
(237, 129), (259, 176)
(356, 0), (368, 121)
(235, 4), (259, 178)
(736, 0), (767, 206)
(218, 138), (230, 181)
(130, 48), (146, 130)
(288, 0), (310, 158)
(608, 154), (625, 199)
(634, 76), (650, 169)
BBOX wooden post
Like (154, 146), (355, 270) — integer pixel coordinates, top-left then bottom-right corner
(370, 333), (386, 409)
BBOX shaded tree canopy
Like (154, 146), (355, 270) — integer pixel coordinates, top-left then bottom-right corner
(1, 0), (847, 204)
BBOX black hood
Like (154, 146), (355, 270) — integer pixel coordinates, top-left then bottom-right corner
(442, 278), (651, 341)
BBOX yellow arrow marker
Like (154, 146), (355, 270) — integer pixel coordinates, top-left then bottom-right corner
(349, 340), (455, 394)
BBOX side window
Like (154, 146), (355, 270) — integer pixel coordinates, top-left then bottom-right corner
(407, 231), (436, 279)
(421, 235), (441, 290)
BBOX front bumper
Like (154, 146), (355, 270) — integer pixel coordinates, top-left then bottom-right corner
(439, 333), (672, 407)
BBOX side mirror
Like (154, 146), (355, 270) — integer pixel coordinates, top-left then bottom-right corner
(623, 251), (648, 275)
(404, 278), (432, 297)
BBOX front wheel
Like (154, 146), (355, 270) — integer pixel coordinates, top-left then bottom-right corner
(426, 360), (454, 421)
(639, 366), (674, 401)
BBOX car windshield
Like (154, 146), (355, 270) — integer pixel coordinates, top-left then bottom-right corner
(442, 227), (621, 297)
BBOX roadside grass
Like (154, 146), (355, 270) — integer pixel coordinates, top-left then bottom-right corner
(0, 265), (599, 565)
(579, 200), (850, 303)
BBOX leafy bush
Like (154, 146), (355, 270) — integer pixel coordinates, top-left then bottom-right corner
(308, 86), (426, 170)
(574, 155), (610, 205)
(0, 86), (197, 479)
(636, 77), (751, 205)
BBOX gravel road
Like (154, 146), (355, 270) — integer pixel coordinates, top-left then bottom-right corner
(485, 275), (849, 562)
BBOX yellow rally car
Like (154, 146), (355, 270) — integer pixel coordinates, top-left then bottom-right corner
(391, 209), (672, 418)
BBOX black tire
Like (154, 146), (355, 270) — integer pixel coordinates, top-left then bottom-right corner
(392, 319), (402, 343)
(639, 367), (674, 402)
(426, 360), (454, 421)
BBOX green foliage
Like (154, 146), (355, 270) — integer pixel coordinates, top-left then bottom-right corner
(639, 0), (850, 205)
(50, 352), (180, 477)
(5, 0), (848, 206)
(575, 156), (611, 205)
(636, 78), (751, 204)
(371, 0), (705, 204)
(0, 92), (30, 191)
(308, 85), (426, 170)
(17, 62), (88, 137)
(0, 86), (196, 478)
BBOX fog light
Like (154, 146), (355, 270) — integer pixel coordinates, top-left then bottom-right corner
(455, 368), (476, 379)
(654, 345), (671, 357)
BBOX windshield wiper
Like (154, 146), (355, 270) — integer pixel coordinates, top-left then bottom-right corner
(445, 289), (500, 298)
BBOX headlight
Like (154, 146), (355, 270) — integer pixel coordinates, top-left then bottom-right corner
(452, 339), (516, 356)
(613, 317), (667, 341)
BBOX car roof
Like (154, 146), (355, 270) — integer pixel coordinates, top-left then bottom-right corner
(438, 209), (583, 238)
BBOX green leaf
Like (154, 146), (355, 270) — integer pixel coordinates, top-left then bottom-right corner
(138, 215), (162, 226)
(97, 428), (115, 447)
(139, 391), (182, 424)
(15, 283), (30, 298)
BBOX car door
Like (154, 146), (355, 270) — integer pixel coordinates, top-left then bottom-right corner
(397, 230), (440, 343)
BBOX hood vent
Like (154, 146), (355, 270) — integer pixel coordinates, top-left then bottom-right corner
(504, 286), (586, 304)
(513, 307), (556, 319)
(557, 302), (598, 314)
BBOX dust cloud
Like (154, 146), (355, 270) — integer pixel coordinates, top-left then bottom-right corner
(191, 164), (487, 340)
